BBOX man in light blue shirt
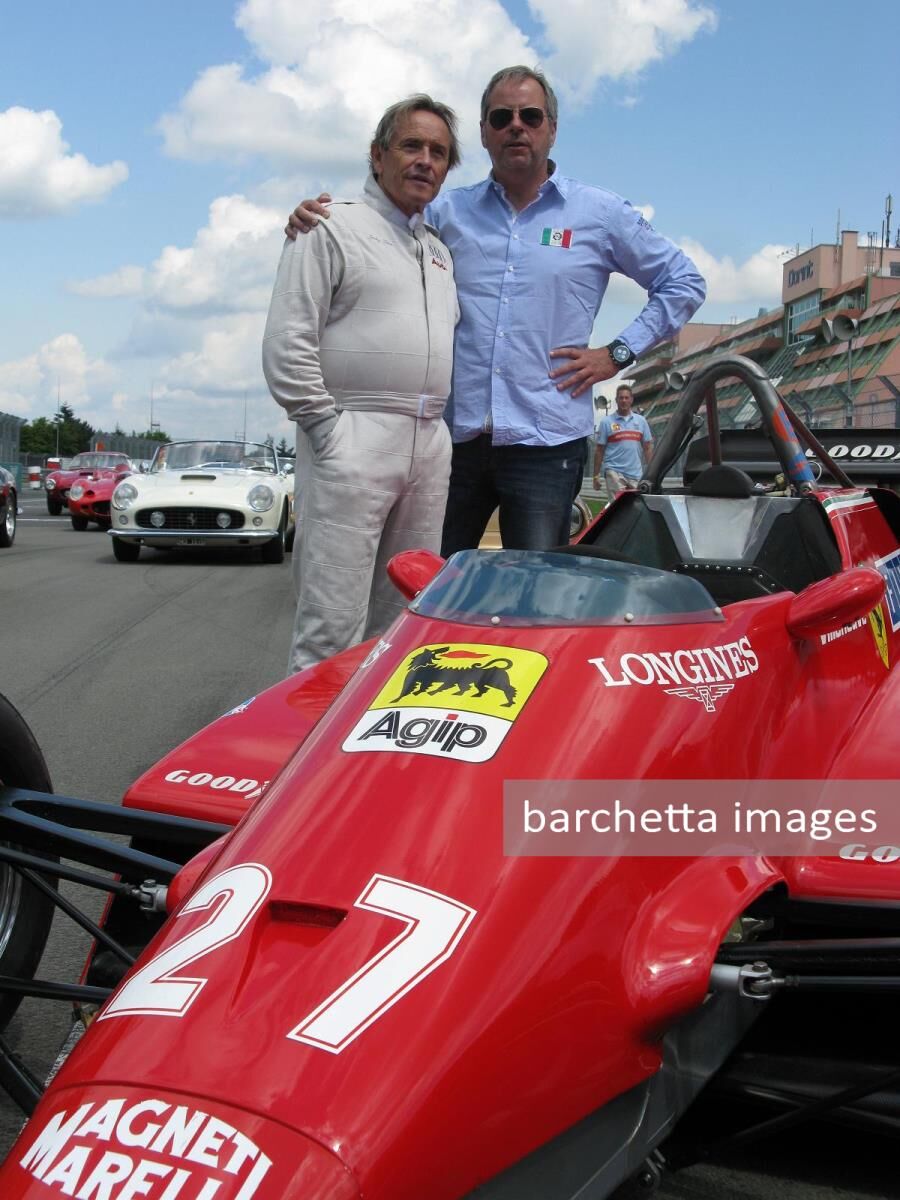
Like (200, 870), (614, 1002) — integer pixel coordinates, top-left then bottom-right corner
(286, 65), (705, 551)
(594, 384), (653, 495)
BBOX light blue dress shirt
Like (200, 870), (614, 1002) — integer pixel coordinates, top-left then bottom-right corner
(427, 167), (705, 447)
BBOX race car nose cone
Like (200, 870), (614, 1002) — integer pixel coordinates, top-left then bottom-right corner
(1, 1083), (360, 1199)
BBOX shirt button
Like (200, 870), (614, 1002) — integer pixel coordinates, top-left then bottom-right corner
(508, 265), (514, 272)
(498, 332), (505, 338)
(503, 298), (508, 304)
(495, 368), (501, 375)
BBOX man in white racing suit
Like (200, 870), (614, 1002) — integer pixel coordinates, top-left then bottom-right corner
(263, 96), (460, 674)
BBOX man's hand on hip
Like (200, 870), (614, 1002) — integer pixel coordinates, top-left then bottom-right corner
(549, 346), (618, 398)
(285, 194), (332, 239)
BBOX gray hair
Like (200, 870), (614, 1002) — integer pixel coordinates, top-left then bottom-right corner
(369, 94), (461, 175)
(480, 65), (559, 125)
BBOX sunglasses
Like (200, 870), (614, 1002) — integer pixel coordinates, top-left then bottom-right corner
(487, 106), (546, 131)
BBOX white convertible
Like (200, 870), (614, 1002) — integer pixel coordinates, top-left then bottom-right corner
(108, 440), (295, 564)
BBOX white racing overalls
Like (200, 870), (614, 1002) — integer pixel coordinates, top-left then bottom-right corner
(263, 175), (458, 674)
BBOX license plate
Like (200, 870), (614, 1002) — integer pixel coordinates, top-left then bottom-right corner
(177, 537), (205, 546)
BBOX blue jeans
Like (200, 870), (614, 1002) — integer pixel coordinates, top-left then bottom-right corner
(440, 435), (588, 555)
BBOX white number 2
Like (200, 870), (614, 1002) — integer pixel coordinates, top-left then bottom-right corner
(288, 874), (476, 1053)
(99, 866), (475, 1053)
(99, 863), (272, 1020)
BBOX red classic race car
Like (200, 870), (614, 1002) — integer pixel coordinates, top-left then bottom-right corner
(1, 355), (899, 1199)
(0, 466), (17, 549)
(67, 471), (130, 531)
(44, 453), (134, 516)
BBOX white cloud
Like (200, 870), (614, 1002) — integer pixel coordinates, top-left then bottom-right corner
(677, 238), (789, 307)
(0, 107), (128, 219)
(0, 334), (120, 420)
(531, 0), (718, 101)
(146, 194), (284, 316)
(158, 0), (532, 175)
(68, 265), (146, 298)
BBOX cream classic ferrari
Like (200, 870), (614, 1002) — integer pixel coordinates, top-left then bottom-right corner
(108, 439), (295, 563)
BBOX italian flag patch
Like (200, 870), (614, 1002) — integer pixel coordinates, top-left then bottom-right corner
(541, 227), (573, 248)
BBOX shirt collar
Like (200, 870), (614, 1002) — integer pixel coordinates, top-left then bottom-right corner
(485, 160), (567, 204)
(364, 172), (425, 233)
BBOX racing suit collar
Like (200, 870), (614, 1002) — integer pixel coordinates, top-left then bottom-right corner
(364, 172), (427, 233)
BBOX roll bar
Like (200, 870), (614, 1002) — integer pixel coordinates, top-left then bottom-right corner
(640, 354), (849, 494)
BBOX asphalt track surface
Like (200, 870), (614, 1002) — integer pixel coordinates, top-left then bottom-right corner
(0, 494), (894, 1198)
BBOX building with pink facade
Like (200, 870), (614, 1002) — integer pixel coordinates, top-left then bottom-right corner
(630, 232), (900, 433)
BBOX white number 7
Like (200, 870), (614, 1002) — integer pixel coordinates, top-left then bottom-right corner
(288, 874), (476, 1053)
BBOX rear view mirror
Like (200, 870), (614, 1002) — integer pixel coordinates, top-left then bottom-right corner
(387, 549), (445, 600)
(786, 567), (885, 641)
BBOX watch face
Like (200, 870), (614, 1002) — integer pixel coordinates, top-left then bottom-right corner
(612, 344), (631, 364)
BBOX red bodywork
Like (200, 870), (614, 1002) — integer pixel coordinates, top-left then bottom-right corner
(66, 471), (125, 529)
(45, 454), (132, 512)
(4, 481), (900, 1198)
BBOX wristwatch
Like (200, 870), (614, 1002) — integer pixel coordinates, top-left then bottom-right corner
(606, 339), (635, 369)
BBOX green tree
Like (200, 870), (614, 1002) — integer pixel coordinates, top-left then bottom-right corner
(276, 437), (292, 458)
(20, 404), (95, 457)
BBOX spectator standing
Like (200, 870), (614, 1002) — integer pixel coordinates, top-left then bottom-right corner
(593, 384), (653, 496)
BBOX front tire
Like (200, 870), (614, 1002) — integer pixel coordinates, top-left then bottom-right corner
(112, 537), (141, 562)
(260, 511), (286, 564)
(0, 492), (16, 547)
(46, 496), (63, 516)
(70, 514), (89, 532)
(0, 692), (56, 1030)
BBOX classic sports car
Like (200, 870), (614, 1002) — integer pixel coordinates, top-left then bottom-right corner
(44, 453), (134, 516)
(67, 471), (129, 531)
(0, 466), (17, 549)
(1, 356), (900, 1199)
(108, 440), (295, 563)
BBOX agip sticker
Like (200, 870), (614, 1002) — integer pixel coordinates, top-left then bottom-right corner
(342, 643), (548, 762)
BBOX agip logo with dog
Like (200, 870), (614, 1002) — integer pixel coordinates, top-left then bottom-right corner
(342, 644), (548, 762)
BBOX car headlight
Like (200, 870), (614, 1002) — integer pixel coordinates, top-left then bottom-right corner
(45, 477), (56, 491)
(247, 484), (275, 512)
(69, 483), (85, 501)
(112, 482), (139, 510)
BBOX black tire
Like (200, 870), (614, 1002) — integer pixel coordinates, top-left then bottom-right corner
(0, 492), (16, 548)
(285, 523), (295, 554)
(112, 537), (141, 562)
(46, 497), (63, 516)
(260, 511), (286, 564)
(0, 692), (56, 1031)
(70, 514), (89, 532)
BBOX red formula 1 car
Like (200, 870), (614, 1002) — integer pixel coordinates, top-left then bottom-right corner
(1, 355), (900, 1199)
(44, 453), (134, 517)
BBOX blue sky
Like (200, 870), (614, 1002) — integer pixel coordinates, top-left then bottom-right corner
(1, 0), (897, 442)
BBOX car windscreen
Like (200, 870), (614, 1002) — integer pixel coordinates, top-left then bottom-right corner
(151, 442), (277, 473)
(411, 550), (722, 627)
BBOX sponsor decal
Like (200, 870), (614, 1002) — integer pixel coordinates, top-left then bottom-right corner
(19, 1097), (271, 1198)
(428, 241), (449, 271)
(664, 683), (734, 712)
(359, 638), (391, 669)
(819, 616), (868, 646)
(541, 227), (572, 248)
(164, 769), (269, 802)
(875, 549), (900, 631)
(588, 637), (759, 708)
(343, 643), (547, 761)
(223, 696), (256, 717)
(869, 602), (890, 668)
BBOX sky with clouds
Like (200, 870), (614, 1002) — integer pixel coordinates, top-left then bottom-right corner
(1, 0), (896, 442)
